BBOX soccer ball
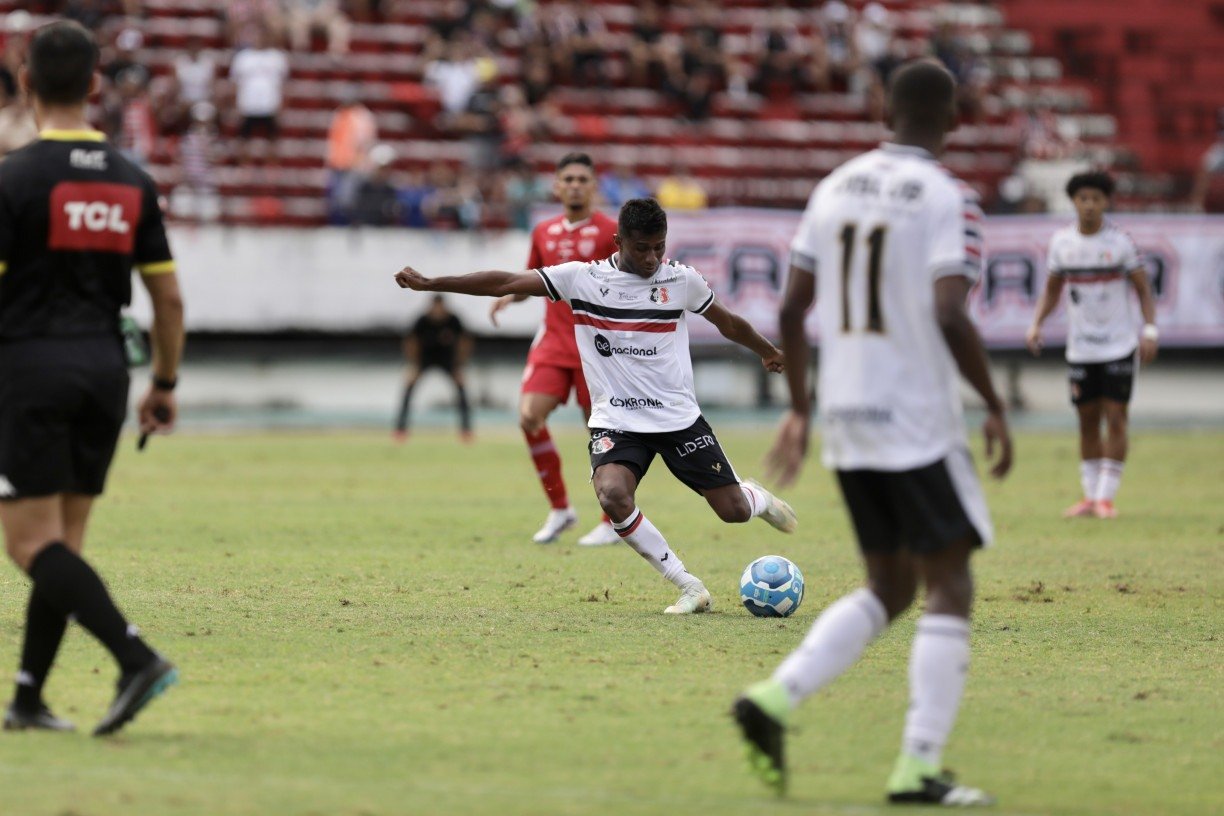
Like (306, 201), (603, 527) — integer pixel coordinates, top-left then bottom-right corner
(740, 555), (805, 618)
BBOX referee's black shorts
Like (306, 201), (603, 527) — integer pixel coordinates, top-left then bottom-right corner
(0, 337), (129, 500)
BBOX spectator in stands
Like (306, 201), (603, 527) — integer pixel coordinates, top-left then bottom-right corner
(397, 169), (434, 228)
(600, 162), (650, 209)
(0, 71), (36, 156)
(498, 84), (547, 168)
(175, 36), (217, 108)
(423, 163), (482, 231)
(543, 1), (609, 88)
(226, 0), (285, 50)
(627, 0), (667, 88)
(102, 28), (148, 88)
(424, 36), (490, 120)
(171, 102), (222, 223)
(285, 0), (351, 57)
(114, 67), (156, 168)
(854, 2), (894, 88)
(504, 159), (550, 231)
(751, 10), (811, 97)
(1191, 111), (1224, 213)
(230, 24), (290, 163)
(326, 88), (378, 222)
(519, 47), (553, 107)
(820, 0), (860, 90)
(656, 164), (708, 211)
(352, 144), (402, 227)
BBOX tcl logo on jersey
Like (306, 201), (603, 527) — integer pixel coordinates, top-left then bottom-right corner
(48, 181), (141, 253)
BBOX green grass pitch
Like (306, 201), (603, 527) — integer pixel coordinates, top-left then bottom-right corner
(0, 428), (1219, 815)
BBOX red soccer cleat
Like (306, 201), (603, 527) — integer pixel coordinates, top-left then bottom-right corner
(1062, 499), (1096, 518)
(1093, 500), (1118, 519)
(391, 430), (408, 444)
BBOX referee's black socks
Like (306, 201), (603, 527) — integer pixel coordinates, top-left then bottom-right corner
(27, 542), (157, 676)
(13, 587), (68, 711)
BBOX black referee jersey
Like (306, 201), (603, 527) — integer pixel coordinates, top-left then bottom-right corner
(0, 129), (175, 341)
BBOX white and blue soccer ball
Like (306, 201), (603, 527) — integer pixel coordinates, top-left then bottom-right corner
(740, 555), (805, 618)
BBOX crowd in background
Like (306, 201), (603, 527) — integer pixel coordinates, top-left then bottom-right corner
(0, 1), (1213, 225)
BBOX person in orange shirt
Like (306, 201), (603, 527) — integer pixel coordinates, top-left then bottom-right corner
(326, 91), (377, 222)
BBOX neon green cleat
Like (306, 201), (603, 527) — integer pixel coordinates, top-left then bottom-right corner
(732, 679), (791, 796)
(887, 753), (996, 807)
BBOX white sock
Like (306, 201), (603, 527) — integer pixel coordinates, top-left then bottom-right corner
(903, 614), (971, 767)
(612, 508), (692, 587)
(771, 587), (888, 707)
(1080, 458), (1103, 501)
(739, 481), (768, 519)
(1096, 459), (1124, 501)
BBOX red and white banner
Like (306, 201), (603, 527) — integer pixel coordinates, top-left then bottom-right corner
(663, 210), (1224, 348)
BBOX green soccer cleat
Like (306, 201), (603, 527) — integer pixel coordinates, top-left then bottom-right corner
(732, 679), (791, 796)
(887, 753), (995, 807)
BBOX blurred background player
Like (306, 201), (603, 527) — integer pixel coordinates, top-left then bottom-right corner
(0, 20), (183, 736)
(1026, 172), (1158, 519)
(488, 152), (619, 546)
(396, 198), (798, 614)
(734, 60), (1011, 806)
(394, 294), (473, 442)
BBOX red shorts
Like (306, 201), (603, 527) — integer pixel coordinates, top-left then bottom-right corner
(521, 362), (591, 409)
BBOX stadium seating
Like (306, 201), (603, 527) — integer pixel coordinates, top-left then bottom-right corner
(0, 0), (1155, 225)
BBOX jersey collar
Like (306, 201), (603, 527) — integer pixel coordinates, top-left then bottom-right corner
(40, 129), (106, 142)
(561, 215), (591, 232)
(879, 142), (935, 161)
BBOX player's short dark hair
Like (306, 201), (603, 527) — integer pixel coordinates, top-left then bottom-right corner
(887, 59), (956, 130)
(27, 21), (99, 106)
(1065, 171), (1115, 199)
(618, 198), (667, 237)
(555, 152), (594, 173)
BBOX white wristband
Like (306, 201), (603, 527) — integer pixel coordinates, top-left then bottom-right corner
(1142, 324), (1159, 341)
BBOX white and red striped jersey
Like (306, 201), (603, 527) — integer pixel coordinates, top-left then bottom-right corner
(535, 254), (716, 432)
(1046, 221), (1143, 364)
(789, 142), (985, 470)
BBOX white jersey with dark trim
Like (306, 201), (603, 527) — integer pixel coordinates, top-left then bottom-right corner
(789, 143), (984, 471)
(536, 253), (716, 432)
(1046, 221), (1142, 363)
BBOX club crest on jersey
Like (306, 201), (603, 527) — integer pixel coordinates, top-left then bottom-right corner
(591, 436), (615, 454)
(649, 286), (670, 304)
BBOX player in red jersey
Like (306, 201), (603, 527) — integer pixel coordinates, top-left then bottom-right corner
(489, 153), (620, 545)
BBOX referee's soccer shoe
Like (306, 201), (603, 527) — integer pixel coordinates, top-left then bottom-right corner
(3, 702), (75, 732)
(93, 655), (178, 736)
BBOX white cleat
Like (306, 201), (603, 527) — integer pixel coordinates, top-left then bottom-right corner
(746, 479), (798, 534)
(664, 580), (712, 615)
(577, 521), (620, 547)
(532, 508), (578, 544)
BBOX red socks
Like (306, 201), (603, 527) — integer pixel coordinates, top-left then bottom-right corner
(525, 427), (568, 510)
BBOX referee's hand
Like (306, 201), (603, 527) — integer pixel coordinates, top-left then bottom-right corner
(138, 387), (177, 437)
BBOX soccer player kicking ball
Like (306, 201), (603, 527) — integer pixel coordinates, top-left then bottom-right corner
(1026, 171), (1157, 519)
(488, 153), (620, 546)
(733, 60), (1012, 806)
(396, 198), (797, 614)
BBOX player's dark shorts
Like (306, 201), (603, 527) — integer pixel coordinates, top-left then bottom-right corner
(588, 415), (739, 494)
(836, 448), (992, 555)
(239, 115), (279, 139)
(0, 337), (129, 499)
(418, 353), (456, 373)
(1068, 351), (1136, 405)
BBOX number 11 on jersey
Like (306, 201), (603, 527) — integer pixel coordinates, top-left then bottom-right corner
(839, 223), (888, 334)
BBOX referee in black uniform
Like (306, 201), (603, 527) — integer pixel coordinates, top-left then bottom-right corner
(0, 21), (183, 736)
